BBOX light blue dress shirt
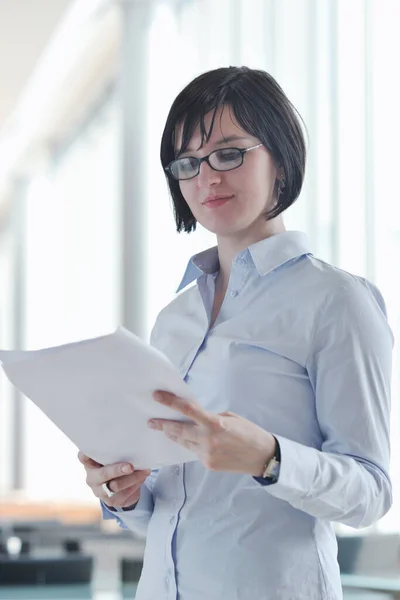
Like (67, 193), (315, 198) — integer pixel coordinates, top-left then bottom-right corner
(102, 231), (393, 600)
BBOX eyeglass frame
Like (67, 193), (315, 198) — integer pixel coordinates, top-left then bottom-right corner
(165, 143), (263, 181)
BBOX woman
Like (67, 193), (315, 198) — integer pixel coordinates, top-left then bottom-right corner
(79, 66), (393, 599)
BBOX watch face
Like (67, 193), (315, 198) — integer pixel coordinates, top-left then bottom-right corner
(263, 457), (280, 480)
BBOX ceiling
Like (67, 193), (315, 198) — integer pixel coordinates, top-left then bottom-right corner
(0, 0), (72, 131)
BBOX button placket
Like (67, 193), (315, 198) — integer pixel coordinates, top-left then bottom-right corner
(228, 261), (247, 299)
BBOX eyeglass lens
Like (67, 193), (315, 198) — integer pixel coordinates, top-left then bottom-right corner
(171, 148), (243, 180)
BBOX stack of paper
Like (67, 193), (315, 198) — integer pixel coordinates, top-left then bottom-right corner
(0, 327), (198, 469)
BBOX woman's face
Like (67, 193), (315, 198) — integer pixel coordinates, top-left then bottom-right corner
(176, 105), (279, 239)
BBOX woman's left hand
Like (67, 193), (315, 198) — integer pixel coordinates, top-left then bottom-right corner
(148, 391), (276, 477)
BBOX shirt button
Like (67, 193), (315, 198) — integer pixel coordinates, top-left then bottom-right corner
(169, 516), (175, 524)
(165, 576), (169, 588)
(230, 290), (238, 297)
(175, 466), (180, 475)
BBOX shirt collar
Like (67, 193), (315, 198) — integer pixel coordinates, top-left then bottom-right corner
(176, 231), (312, 293)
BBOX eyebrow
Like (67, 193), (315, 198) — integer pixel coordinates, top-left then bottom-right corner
(179, 135), (250, 156)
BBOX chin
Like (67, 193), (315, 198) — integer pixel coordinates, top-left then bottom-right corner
(201, 223), (246, 237)
(194, 209), (255, 237)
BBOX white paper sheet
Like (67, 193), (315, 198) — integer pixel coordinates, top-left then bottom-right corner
(0, 327), (198, 469)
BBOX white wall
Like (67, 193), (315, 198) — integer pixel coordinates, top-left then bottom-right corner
(21, 99), (121, 500)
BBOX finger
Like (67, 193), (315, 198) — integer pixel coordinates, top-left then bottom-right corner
(107, 470), (150, 494)
(218, 411), (237, 417)
(153, 391), (216, 426)
(103, 474), (147, 507)
(122, 491), (141, 508)
(103, 484), (139, 508)
(148, 419), (199, 440)
(78, 451), (102, 468)
(88, 462), (134, 487)
(165, 433), (199, 452)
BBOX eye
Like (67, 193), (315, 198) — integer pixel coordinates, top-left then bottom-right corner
(180, 157), (197, 170)
(215, 148), (240, 162)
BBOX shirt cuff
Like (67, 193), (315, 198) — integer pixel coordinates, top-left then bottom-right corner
(261, 434), (317, 500)
(100, 499), (138, 516)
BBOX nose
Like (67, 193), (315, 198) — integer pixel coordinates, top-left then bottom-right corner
(197, 160), (222, 188)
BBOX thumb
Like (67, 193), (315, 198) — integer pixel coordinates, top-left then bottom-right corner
(78, 451), (103, 468)
(218, 411), (237, 418)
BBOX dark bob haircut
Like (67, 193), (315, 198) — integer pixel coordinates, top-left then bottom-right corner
(160, 66), (306, 233)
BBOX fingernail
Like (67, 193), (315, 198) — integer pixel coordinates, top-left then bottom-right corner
(153, 392), (163, 402)
(121, 464), (133, 474)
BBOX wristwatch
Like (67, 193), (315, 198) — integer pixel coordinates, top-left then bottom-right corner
(260, 437), (281, 483)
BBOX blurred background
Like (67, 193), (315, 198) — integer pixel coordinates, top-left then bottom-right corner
(0, 0), (399, 598)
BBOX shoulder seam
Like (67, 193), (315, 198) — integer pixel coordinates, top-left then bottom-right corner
(304, 276), (362, 368)
(308, 256), (360, 283)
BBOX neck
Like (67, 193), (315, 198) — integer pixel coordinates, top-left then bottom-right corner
(216, 217), (286, 287)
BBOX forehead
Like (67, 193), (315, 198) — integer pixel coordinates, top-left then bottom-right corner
(175, 105), (250, 153)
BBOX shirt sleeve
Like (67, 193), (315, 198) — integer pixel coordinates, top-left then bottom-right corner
(100, 470), (158, 536)
(262, 277), (394, 529)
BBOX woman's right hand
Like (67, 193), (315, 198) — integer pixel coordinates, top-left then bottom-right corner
(78, 451), (151, 509)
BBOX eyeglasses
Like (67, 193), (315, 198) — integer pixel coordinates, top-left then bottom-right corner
(165, 144), (263, 181)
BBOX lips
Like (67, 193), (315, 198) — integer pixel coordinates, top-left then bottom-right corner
(202, 194), (234, 206)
